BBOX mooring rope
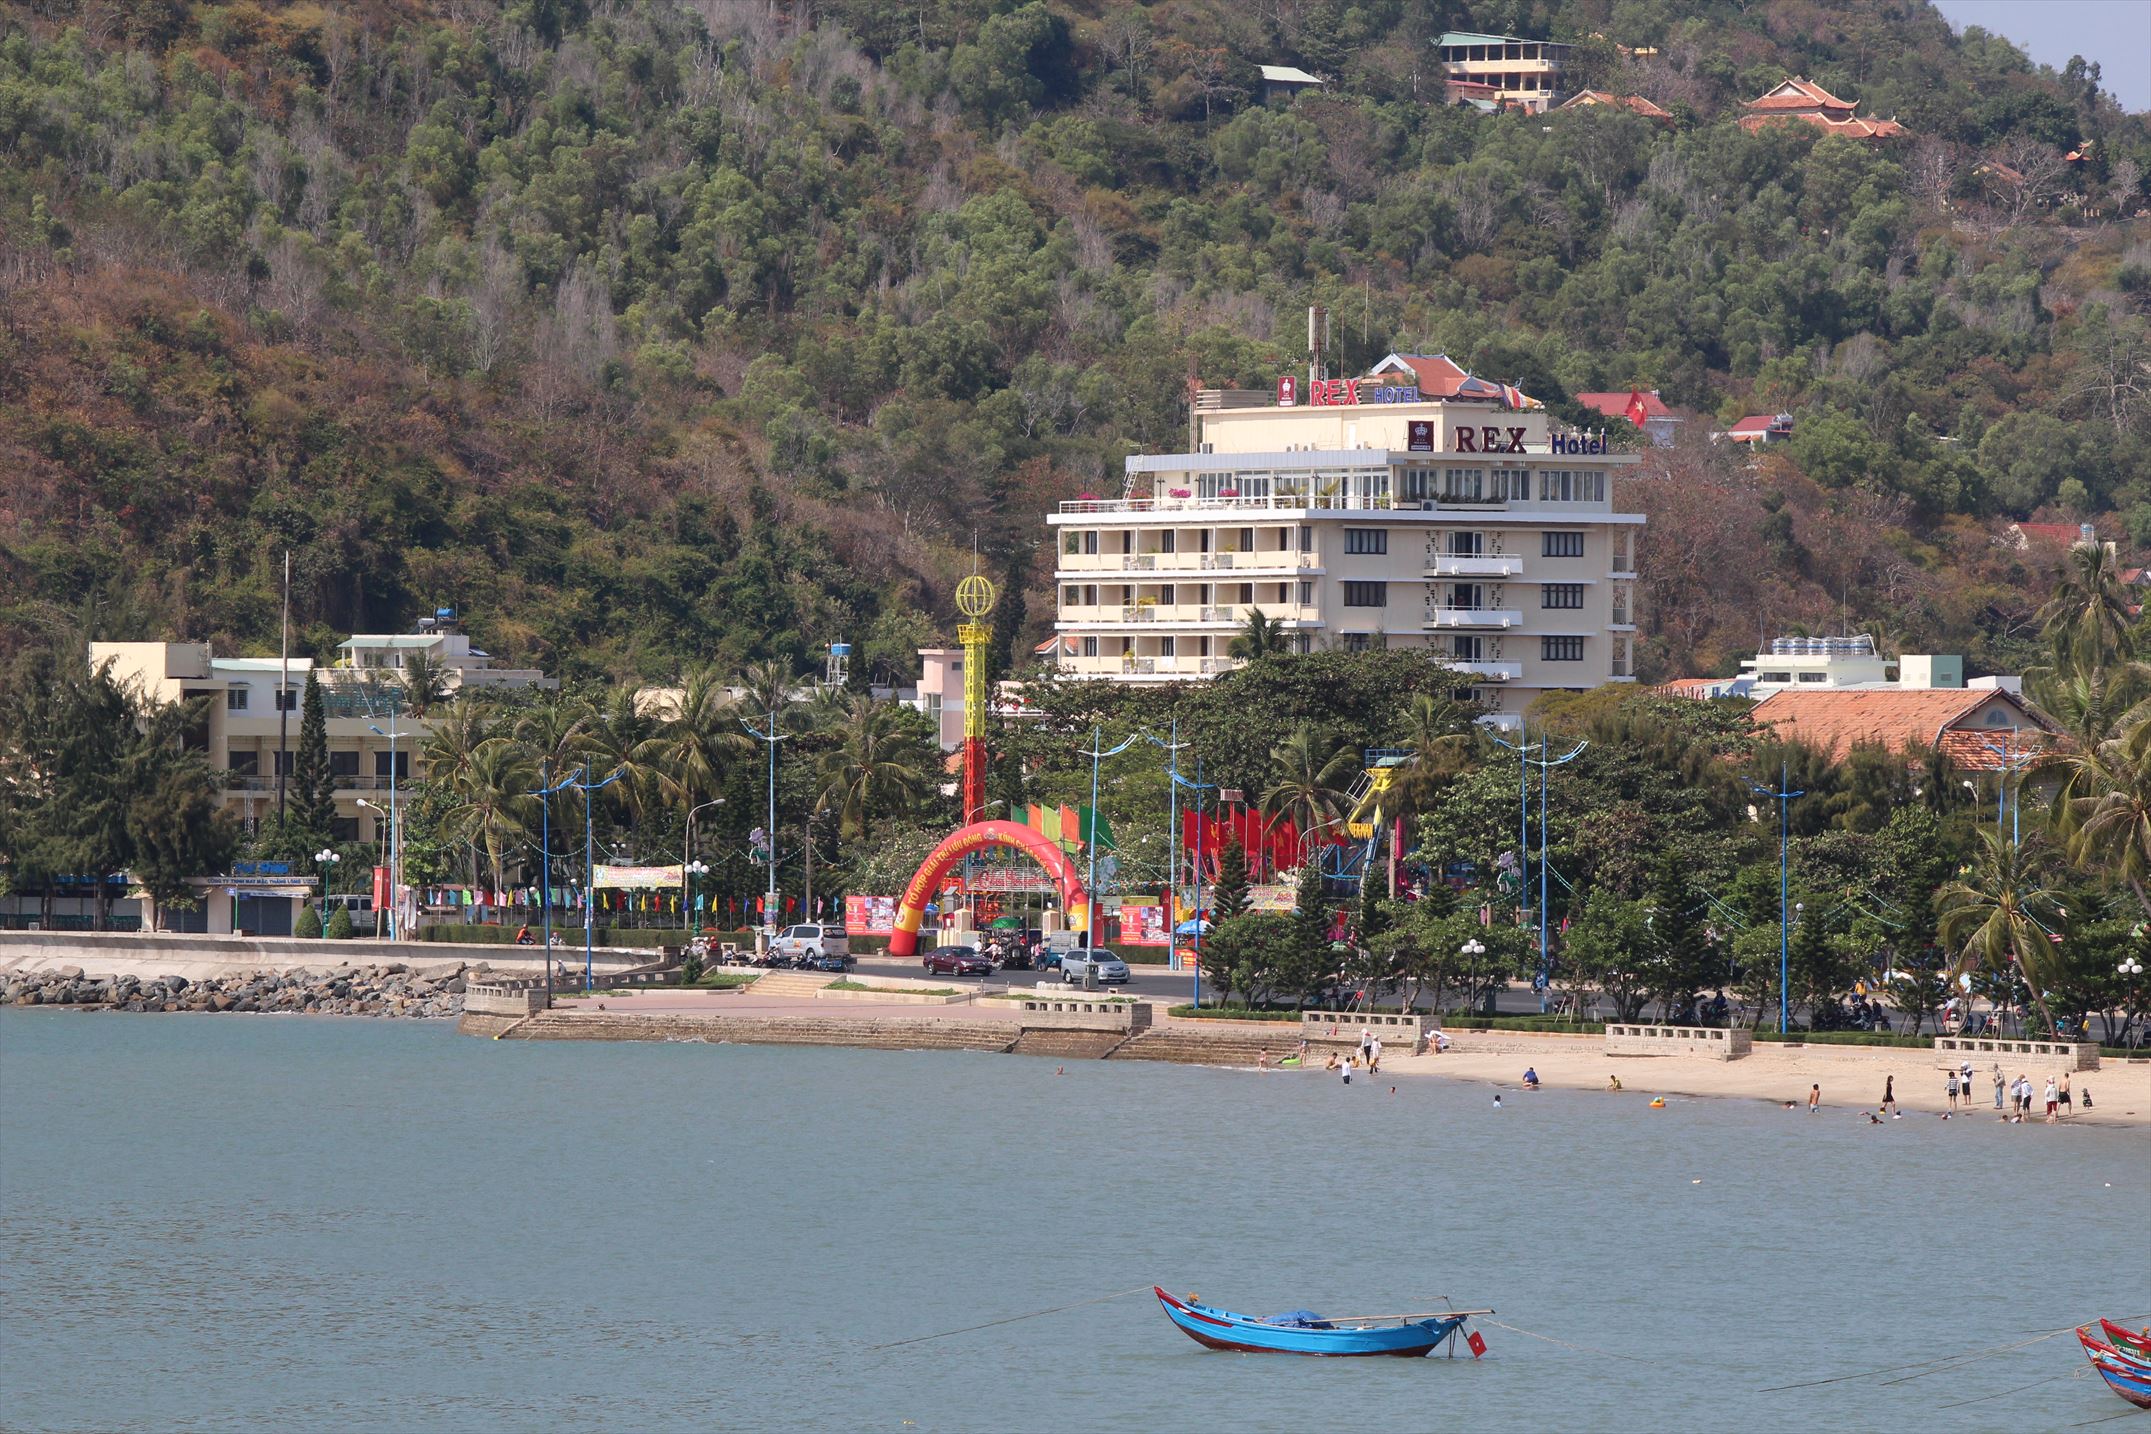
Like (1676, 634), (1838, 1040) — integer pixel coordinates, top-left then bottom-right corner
(1934, 1368), (2080, 1410)
(1759, 1323), (2088, 1392)
(1475, 1318), (1632, 1363)
(869, 1286), (1152, 1350)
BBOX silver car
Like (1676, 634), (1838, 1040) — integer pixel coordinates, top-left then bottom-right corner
(1059, 949), (1131, 985)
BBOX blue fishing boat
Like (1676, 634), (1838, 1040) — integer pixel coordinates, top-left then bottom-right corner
(1154, 1287), (1489, 1358)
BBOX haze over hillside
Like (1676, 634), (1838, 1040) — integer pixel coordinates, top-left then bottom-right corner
(3, 0), (2147, 683)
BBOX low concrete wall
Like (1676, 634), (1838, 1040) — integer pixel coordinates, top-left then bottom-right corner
(1016, 997), (1153, 1034)
(814, 986), (971, 1005)
(1935, 1035), (2100, 1071)
(1300, 1010), (1430, 1054)
(0, 930), (646, 980)
(466, 980), (550, 1017)
(1606, 1024), (1752, 1060)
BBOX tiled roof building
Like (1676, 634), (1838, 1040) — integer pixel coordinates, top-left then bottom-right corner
(1740, 78), (1906, 141)
(1749, 688), (2061, 771)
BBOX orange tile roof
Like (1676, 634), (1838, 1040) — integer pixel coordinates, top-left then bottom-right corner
(1577, 390), (1677, 422)
(1745, 77), (1858, 112)
(1750, 689), (2055, 763)
(1557, 90), (1673, 120)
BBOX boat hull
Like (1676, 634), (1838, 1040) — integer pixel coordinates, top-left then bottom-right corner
(2078, 1328), (2151, 1409)
(2099, 1319), (2151, 1363)
(1155, 1288), (1465, 1358)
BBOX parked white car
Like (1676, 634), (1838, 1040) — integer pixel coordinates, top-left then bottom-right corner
(768, 924), (850, 962)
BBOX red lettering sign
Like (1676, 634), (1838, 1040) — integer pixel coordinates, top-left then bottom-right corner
(1310, 378), (1361, 407)
(1455, 427), (1477, 452)
(1480, 426), (1500, 452)
(1506, 426), (1527, 451)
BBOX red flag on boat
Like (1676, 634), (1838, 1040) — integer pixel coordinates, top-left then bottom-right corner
(1467, 1329), (1487, 1358)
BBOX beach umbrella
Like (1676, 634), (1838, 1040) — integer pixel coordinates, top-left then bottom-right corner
(990, 915), (1024, 929)
(1175, 918), (1212, 935)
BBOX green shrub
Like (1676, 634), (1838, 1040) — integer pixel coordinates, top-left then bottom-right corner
(293, 904), (322, 939)
(1751, 1030), (1931, 1049)
(1167, 1005), (1301, 1021)
(324, 906), (354, 939)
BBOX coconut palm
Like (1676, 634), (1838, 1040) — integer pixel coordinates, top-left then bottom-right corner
(643, 667), (740, 814)
(2059, 717), (2151, 916)
(1259, 725), (1358, 842)
(1936, 831), (2062, 1035)
(813, 696), (932, 842)
(1391, 692), (1478, 820)
(1228, 608), (1284, 661)
(441, 737), (539, 901)
(419, 697), (494, 791)
(736, 660), (799, 727)
(2035, 538), (2136, 678)
(398, 650), (454, 717)
(581, 686), (660, 825)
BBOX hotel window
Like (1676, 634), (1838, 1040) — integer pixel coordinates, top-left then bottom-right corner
(1489, 468), (1529, 501)
(226, 750), (259, 775)
(1543, 531), (1585, 558)
(374, 751), (410, 779)
(1063, 585), (1080, 608)
(1539, 469), (1572, 502)
(1798, 672), (1828, 683)
(1342, 633), (1371, 652)
(1345, 528), (1388, 555)
(226, 688), (250, 711)
(1298, 580), (1314, 605)
(1401, 467), (1434, 503)
(1299, 526), (1313, 552)
(1541, 584), (1584, 610)
(1448, 531), (1482, 556)
(1444, 468), (1484, 502)
(1158, 585), (1174, 605)
(1239, 583), (1254, 604)
(274, 749), (295, 776)
(329, 751), (360, 778)
(1159, 636), (1176, 657)
(1082, 637), (1099, 657)
(1121, 531), (1133, 554)
(1542, 636), (1585, 662)
(1579, 471), (1605, 502)
(1451, 635), (1483, 660)
(1342, 581), (1387, 608)
(1159, 530), (1176, 554)
(277, 687), (299, 712)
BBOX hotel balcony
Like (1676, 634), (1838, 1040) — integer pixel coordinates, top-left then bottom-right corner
(1436, 660), (1522, 682)
(1423, 607), (1523, 630)
(1056, 550), (1322, 577)
(1061, 602), (1319, 629)
(1424, 554), (1524, 578)
(1056, 653), (1242, 681)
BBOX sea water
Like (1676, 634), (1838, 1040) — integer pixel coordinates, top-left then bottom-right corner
(2, 1010), (2144, 1433)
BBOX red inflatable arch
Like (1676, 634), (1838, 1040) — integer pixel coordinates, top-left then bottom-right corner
(885, 820), (1090, 957)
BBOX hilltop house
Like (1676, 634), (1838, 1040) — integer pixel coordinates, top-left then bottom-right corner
(1740, 77), (1906, 141)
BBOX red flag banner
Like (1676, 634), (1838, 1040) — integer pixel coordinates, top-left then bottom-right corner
(1467, 1330), (1487, 1358)
(1623, 390), (1648, 428)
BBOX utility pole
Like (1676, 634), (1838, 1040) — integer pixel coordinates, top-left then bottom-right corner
(741, 708), (789, 951)
(1078, 727), (1143, 944)
(1747, 763), (1806, 1035)
(277, 550), (290, 820)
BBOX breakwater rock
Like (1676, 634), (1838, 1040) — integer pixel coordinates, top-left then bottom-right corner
(0, 962), (475, 1018)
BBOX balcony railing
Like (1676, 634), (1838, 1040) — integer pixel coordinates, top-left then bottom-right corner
(1425, 554), (1523, 578)
(1063, 604), (1315, 627)
(1437, 660), (1522, 681)
(1059, 493), (1401, 515)
(220, 773), (406, 793)
(1058, 550), (1320, 576)
(1424, 608), (1522, 630)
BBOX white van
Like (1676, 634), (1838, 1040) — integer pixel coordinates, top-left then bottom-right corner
(769, 924), (851, 962)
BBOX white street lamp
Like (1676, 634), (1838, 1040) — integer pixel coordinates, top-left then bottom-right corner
(2121, 958), (2145, 977)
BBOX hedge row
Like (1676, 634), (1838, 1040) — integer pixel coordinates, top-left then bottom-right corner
(415, 924), (757, 947)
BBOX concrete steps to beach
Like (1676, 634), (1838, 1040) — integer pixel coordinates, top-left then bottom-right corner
(506, 1011), (1017, 1053)
(1111, 1027), (1304, 1068)
(744, 971), (834, 999)
(1009, 1029), (1126, 1061)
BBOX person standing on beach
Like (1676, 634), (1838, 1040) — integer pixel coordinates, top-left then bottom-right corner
(2059, 1072), (2072, 1119)
(1993, 1066), (2005, 1110)
(1882, 1074), (1896, 1117)
(1359, 1027), (1373, 1063)
(1808, 1084), (1821, 1113)
(1945, 1068), (1960, 1111)
(1369, 1036), (1382, 1074)
(2043, 1076), (2059, 1122)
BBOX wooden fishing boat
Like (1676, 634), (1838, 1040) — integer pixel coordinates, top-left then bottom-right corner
(2099, 1319), (2151, 1363)
(2078, 1328), (2151, 1409)
(1154, 1287), (1489, 1358)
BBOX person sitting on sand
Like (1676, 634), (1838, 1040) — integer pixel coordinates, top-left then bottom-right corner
(1324, 1051), (1340, 1071)
(1607, 1074), (1623, 1091)
(1434, 1031), (1452, 1054)
(1523, 1066), (1541, 1089)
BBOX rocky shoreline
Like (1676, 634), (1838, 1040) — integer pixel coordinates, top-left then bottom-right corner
(0, 962), (477, 1018)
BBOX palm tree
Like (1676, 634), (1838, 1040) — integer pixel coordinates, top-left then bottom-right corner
(643, 667), (740, 814)
(2035, 538), (2136, 678)
(584, 686), (659, 825)
(813, 696), (932, 842)
(1228, 608), (1284, 662)
(441, 738), (538, 901)
(398, 650), (454, 717)
(419, 697), (494, 791)
(1392, 692), (1477, 820)
(2059, 717), (2151, 916)
(737, 660), (799, 727)
(1260, 725), (1358, 844)
(1936, 831), (2062, 1035)
(2032, 662), (2151, 748)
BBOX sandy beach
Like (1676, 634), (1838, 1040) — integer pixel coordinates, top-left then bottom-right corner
(1373, 1032), (2151, 1128)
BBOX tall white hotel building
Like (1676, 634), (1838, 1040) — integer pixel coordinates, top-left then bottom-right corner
(1044, 354), (1644, 726)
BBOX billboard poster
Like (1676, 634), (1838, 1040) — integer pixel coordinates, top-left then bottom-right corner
(1119, 903), (1168, 946)
(592, 864), (684, 889)
(845, 894), (898, 934)
(1247, 884), (1296, 912)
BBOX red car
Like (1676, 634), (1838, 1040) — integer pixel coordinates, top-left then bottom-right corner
(922, 946), (992, 977)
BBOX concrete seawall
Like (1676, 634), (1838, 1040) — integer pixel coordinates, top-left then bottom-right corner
(0, 931), (650, 983)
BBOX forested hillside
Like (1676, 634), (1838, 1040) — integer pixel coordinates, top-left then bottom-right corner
(4, 0), (2148, 683)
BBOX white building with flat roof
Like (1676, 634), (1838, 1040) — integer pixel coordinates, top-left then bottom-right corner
(1046, 362), (1644, 725)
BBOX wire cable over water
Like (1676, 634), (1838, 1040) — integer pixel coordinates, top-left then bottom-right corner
(869, 1286), (1152, 1350)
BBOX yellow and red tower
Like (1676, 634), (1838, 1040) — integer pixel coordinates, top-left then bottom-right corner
(954, 574), (997, 825)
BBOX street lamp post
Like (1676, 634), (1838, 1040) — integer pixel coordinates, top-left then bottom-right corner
(367, 720), (403, 940)
(1461, 937), (1487, 1016)
(740, 711), (789, 951)
(1747, 762), (1806, 1036)
(684, 797), (725, 930)
(313, 848), (339, 929)
(1078, 727), (1143, 944)
(1491, 726), (1586, 1013)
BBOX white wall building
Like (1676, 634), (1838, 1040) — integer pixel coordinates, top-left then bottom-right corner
(1046, 369), (1644, 725)
(1669, 635), (1986, 700)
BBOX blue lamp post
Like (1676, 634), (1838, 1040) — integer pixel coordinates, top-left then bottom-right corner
(1746, 763), (1805, 1035)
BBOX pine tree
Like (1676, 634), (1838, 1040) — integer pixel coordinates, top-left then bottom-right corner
(987, 558), (1028, 682)
(291, 672), (334, 848)
(1646, 852), (1711, 1020)
(1293, 859), (1329, 957)
(1211, 836), (1251, 922)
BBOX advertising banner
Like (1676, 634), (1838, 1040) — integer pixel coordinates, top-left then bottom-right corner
(845, 894), (898, 934)
(592, 864), (684, 890)
(1118, 903), (1169, 946)
(1247, 883), (1297, 913)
